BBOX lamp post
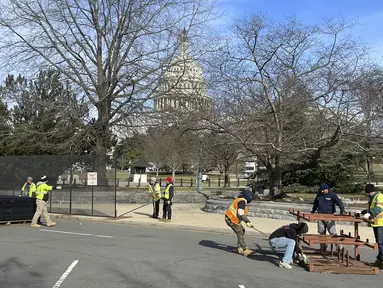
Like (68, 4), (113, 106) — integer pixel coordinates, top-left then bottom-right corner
(197, 139), (203, 193)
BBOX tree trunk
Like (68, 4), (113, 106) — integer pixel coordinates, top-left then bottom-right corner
(367, 156), (373, 183)
(267, 156), (284, 199)
(95, 153), (108, 186)
(224, 165), (229, 187)
(172, 169), (176, 182)
(156, 168), (159, 177)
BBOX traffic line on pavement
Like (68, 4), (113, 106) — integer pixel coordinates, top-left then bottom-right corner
(40, 229), (114, 239)
(52, 260), (79, 288)
(238, 285), (246, 288)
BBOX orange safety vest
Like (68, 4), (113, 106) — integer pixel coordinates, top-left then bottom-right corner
(225, 198), (248, 224)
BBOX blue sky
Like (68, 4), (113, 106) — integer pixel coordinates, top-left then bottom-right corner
(215, 0), (383, 61)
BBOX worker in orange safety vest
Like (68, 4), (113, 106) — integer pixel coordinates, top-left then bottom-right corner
(225, 189), (255, 257)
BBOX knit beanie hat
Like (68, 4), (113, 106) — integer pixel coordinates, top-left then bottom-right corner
(319, 183), (329, 190)
(365, 184), (376, 193)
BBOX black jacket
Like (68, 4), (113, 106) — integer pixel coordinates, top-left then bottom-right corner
(312, 190), (344, 214)
(269, 223), (308, 253)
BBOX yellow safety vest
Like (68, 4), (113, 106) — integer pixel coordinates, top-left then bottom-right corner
(163, 183), (173, 200)
(21, 182), (37, 198)
(368, 192), (383, 227)
(148, 183), (161, 201)
(36, 183), (53, 200)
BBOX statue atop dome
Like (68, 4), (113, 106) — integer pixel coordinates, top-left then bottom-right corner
(180, 28), (188, 58)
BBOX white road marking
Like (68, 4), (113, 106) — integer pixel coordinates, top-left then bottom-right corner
(52, 260), (79, 288)
(40, 229), (113, 239)
(238, 285), (246, 288)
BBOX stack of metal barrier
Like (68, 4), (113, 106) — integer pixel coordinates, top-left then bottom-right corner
(0, 196), (35, 223)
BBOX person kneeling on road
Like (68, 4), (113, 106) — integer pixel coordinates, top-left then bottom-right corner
(269, 222), (309, 269)
(225, 189), (255, 257)
(31, 175), (62, 228)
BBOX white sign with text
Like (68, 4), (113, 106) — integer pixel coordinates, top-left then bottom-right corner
(87, 172), (97, 186)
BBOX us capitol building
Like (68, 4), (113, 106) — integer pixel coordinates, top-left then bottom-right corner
(154, 29), (212, 112)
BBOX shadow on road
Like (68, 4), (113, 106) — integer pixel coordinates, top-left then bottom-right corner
(0, 257), (43, 287)
(134, 211), (153, 217)
(199, 240), (282, 266)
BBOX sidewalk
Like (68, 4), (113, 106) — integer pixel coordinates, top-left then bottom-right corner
(51, 203), (377, 242)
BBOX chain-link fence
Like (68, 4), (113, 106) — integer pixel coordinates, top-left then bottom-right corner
(0, 155), (117, 217)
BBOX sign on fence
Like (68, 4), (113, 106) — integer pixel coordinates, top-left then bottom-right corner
(87, 172), (98, 186)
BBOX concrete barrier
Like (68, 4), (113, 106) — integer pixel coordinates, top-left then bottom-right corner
(202, 199), (368, 226)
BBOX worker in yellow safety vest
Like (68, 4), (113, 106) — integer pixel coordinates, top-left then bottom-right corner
(225, 189), (255, 257)
(360, 184), (383, 268)
(159, 177), (174, 223)
(148, 177), (161, 219)
(31, 175), (62, 228)
(20, 176), (37, 198)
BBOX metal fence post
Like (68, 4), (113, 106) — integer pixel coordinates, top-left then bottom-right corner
(91, 185), (94, 216)
(180, 178), (183, 187)
(114, 158), (117, 218)
(69, 159), (73, 215)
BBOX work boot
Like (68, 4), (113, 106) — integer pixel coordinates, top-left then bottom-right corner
(373, 259), (383, 267)
(47, 222), (56, 227)
(243, 249), (254, 257)
(159, 218), (166, 222)
(166, 219), (172, 223)
(237, 247), (244, 255)
(279, 261), (293, 269)
(30, 224), (41, 228)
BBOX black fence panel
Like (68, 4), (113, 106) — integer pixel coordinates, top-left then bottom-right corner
(0, 155), (117, 218)
(0, 196), (35, 222)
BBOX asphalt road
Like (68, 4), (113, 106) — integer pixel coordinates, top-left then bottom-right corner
(0, 220), (382, 288)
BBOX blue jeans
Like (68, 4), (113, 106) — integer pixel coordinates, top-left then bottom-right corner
(373, 227), (383, 261)
(269, 237), (296, 263)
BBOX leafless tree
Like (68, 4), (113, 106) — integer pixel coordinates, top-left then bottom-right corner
(202, 15), (368, 198)
(143, 126), (196, 180)
(204, 132), (239, 186)
(347, 67), (383, 181)
(0, 0), (214, 182)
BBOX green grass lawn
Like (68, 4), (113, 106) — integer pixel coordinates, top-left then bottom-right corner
(354, 164), (383, 183)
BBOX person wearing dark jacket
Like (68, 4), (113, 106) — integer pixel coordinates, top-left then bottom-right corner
(269, 222), (309, 269)
(311, 183), (346, 250)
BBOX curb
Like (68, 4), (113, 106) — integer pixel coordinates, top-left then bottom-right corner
(51, 213), (265, 237)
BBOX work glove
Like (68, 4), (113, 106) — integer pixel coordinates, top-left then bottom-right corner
(298, 253), (310, 264)
(362, 213), (371, 220)
(340, 210), (348, 215)
(360, 209), (368, 215)
(56, 186), (62, 190)
(167, 200), (171, 205)
(246, 222), (254, 228)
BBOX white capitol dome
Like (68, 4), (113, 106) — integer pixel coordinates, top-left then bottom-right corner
(154, 29), (211, 111)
